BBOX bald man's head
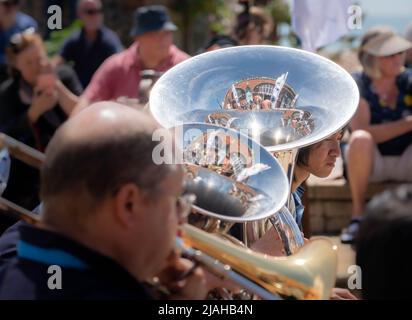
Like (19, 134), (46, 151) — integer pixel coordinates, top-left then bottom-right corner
(40, 102), (172, 223)
(56, 101), (158, 145)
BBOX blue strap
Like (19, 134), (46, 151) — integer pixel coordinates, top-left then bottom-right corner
(17, 240), (89, 269)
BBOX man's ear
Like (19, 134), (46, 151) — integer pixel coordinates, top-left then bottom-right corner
(113, 183), (143, 228)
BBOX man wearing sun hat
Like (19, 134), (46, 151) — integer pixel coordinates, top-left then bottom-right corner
(73, 5), (190, 112)
(341, 26), (412, 244)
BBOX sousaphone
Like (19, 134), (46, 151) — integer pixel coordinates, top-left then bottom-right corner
(149, 45), (359, 252)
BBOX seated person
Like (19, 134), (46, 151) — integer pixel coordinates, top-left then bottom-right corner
(0, 102), (207, 299)
(341, 26), (412, 244)
(251, 131), (343, 256)
(0, 30), (82, 217)
(356, 184), (412, 299)
(249, 131), (357, 300)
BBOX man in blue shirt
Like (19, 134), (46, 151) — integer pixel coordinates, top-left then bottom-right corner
(0, 0), (37, 83)
(54, 0), (123, 88)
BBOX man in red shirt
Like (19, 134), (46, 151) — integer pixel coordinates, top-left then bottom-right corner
(72, 5), (190, 114)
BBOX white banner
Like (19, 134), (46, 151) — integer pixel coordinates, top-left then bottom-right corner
(291, 0), (353, 51)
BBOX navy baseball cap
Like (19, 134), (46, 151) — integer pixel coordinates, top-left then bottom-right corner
(130, 5), (177, 37)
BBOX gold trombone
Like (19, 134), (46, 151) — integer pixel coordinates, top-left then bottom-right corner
(0, 195), (337, 300)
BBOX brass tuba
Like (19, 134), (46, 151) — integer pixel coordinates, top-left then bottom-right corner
(149, 45), (359, 252)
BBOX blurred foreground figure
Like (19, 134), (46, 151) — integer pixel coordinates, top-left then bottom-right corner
(0, 102), (207, 299)
(357, 184), (412, 299)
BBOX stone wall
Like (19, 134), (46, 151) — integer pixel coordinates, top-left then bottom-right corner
(306, 178), (399, 234)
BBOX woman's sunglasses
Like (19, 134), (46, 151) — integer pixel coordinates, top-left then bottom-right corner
(8, 27), (36, 53)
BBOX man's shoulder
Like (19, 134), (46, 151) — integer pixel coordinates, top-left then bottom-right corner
(100, 26), (121, 43)
(0, 257), (152, 299)
(170, 45), (190, 63)
(62, 29), (83, 46)
(98, 27), (123, 53)
(96, 45), (134, 72)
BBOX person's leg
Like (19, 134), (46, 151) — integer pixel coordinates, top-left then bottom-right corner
(341, 130), (376, 244)
(347, 130), (375, 217)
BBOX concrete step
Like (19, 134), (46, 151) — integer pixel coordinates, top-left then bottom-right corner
(305, 176), (399, 234)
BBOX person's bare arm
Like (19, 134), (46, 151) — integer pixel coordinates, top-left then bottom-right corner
(350, 98), (412, 143)
(56, 80), (79, 115)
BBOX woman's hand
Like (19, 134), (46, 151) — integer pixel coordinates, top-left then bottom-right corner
(27, 87), (58, 123)
(330, 287), (358, 300)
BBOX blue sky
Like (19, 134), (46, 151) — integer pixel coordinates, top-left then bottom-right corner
(353, 0), (411, 35)
(357, 0), (412, 17)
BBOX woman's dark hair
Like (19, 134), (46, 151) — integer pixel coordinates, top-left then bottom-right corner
(296, 144), (311, 168)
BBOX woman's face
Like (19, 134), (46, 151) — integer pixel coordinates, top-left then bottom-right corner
(376, 52), (406, 77)
(304, 132), (342, 178)
(15, 44), (48, 86)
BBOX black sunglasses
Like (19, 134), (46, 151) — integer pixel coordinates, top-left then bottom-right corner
(83, 8), (103, 15)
